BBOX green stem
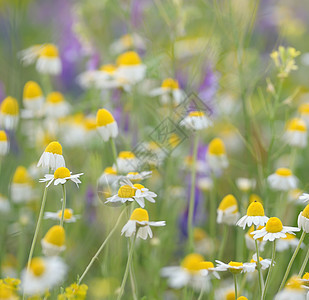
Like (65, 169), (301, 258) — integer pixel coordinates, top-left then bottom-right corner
(78, 207), (127, 284)
(60, 184), (66, 227)
(233, 274), (238, 299)
(187, 134), (199, 252)
(262, 240), (276, 300)
(197, 285), (205, 300)
(218, 225), (228, 260)
(209, 173), (217, 239)
(298, 242), (309, 277)
(254, 226), (264, 295)
(279, 231), (306, 291)
(117, 234), (137, 300)
(110, 138), (118, 170)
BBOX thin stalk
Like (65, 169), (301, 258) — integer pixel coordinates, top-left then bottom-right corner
(60, 184), (66, 227)
(279, 231), (306, 291)
(187, 134), (199, 252)
(254, 225), (264, 295)
(78, 207), (127, 284)
(233, 274), (238, 299)
(110, 138), (118, 170)
(262, 240), (276, 300)
(117, 234), (137, 300)
(298, 243), (309, 277)
(209, 173), (217, 238)
(218, 225), (228, 260)
(197, 286), (205, 300)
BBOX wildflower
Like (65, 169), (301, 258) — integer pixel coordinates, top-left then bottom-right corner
(0, 194), (10, 213)
(250, 253), (271, 270)
(276, 233), (302, 252)
(36, 44), (62, 75)
(58, 282), (88, 300)
(11, 166), (33, 203)
(116, 151), (139, 173)
(245, 226), (265, 251)
(94, 64), (121, 89)
(288, 189), (303, 204)
(215, 260), (255, 274)
(121, 208), (165, 239)
(197, 177), (213, 192)
(301, 273), (309, 286)
(110, 33), (145, 54)
(217, 194), (240, 225)
(180, 111), (212, 131)
(105, 184), (135, 206)
(251, 217), (300, 241)
(18, 44), (43, 66)
(37, 141), (66, 171)
(161, 253), (218, 290)
(236, 178), (256, 193)
(0, 130), (9, 156)
(298, 103), (309, 126)
(0, 96), (19, 130)
(97, 167), (119, 196)
(194, 228), (214, 254)
(0, 280), (19, 299)
(125, 171), (152, 182)
(236, 201), (269, 229)
(96, 108), (118, 142)
(130, 182), (157, 208)
(41, 225), (66, 256)
(39, 167), (83, 187)
(274, 276), (306, 299)
(284, 118), (307, 148)
(299, 193), (309, 203)
(298, 204), (309, 233)
(115, 51), (146, 84)
(23, 81), (44, 113)
(21, 256), (67, 296)
(206, 138), (228, 172)
(44, 208), (79, 223)
(45, 92), (70, 119)
(267, 168), (298, 191)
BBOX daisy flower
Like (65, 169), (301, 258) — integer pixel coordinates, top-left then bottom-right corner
(116, 151), (140, 174)
(110, 33), (145, 54)
(125, 171), (152, 183)
(250, 254), (271, 270)
(98, 167), (119, 186)
(206, 138), (228, 172)
(94, 64), (122, 89)
(39, 167), (83, 187)
(0, 96), (19, 130)
(274, 276), (307, 300)
(245, 226), (265, 251)
(197, 177), (213, 192)
(121, 208), (165, 239)
(267, 168), (298, 191)
(44, 92), (71, 119)
(161, 254), (218, 291)
(11, 166), (33, 204)
(105, 184), (136, 206)
(236, 201), (269, 229)
(96, 108), (118, 142)
(249, 193), (263, 204)
(193, 228), (215, 255)
(301, 272), (309, 286)
(37, 141), (66, 171)
(115, 51), (146, 85)
(23, 81), (44, 114)
(298, 204), (309, 233)
(44, 208), (79, 223)
(284, 118), (307, 148)
(215, 260), (256, 274)
(251, 217), (300, 241)
(298, 103), (309, 126)
(21, 256), (67, 296)
(288, 189), (304, 204)
(0, 130), (9, 156)
(0, 194), (10, 214)
(276, 233), (302, 252)
(36, 44), (62, 75)
(41, 225), (66, 256)
(18, 44), (44, 66)
(236, 178), (256, 193)
(180, 111), (212, 131)
(217, 194), (240, 225)
(299, 193), (309, 203)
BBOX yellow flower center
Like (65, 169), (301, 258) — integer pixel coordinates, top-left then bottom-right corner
(249, 194), (263, 204)
(299, 103), (309, 115)
(116, 51), (141, 66)
(57, 209), (73, 220)
(189, 111), (205, 118)
(0, 130), (7, 142)
(265, 217), (283, 233)
(208, 138), (226, 155)
(84, 118), (97, 131)
(43, 225), (65, 246)
(118, 185), (135, 198)
(133, 183), (145, 190)
(100, 64), (117, 74)
(118, 151), (135, 159)
(120, 34), (134, 47)
(54, 167), (71, 179)
(169, 133), (181, 148)
(181, 253), (204, 273)
(302, 272), (309, 280)
(286, 276), (303, 290)
(199, 261), (214, 269)
(250, 256), (263, 263)
(228, 261), (243, 268)
(287, 118), (307, 132)
(161, 78), (179, 89)
(275, 168), (292, 177)
(302, 204), (309, 219)
(0, 96), (19, 115)
(96, 108), (115, 127)
(130, 208), (149, 222)
(247, 201), (265, 216)
(40, 44), (59, 58)
(237, 297), (248, 300)
(194, 228), (207, 242)
(12, 166), (30, 184)
(23, 81), (43, 99)
(30, 258), (46, 277)
(247, 225), (264, 241)
(0, 283), (15, 298)
(46, 92), (64, 104)
(45, 141), (62, 155)
(218, 194), (238, 211)
(283, 233), (296, 240)
(104, 167), (117, 175)
(225, 291), (235, 300)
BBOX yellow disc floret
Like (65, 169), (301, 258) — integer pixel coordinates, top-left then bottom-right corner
(104, 167), (117, 175)
(299, 103), (309, 115)
(118, 151), (135, 159)
(287, 118), (307, 132)
(265, 217), (283, 233)
(194, 228), (207, 242)
(0, 283), (16, 298)
(302, 204), (309, 219)
(189, 111), (205, 118)
(130, 208), (149, 222)
(12, 166), (30, 184)
(118, 185), (135, 198)
(302, 272), (309, 280)
(226, 291), (235, 300)
(30, 257), (46, 277)
(246, 201), (265, 216)
(0, 130), (7, 142)
(237, 297), (248, 300)
(54, 167), (71, 179)
(199, 261), (214, 269)
(43, 225), (65, 246)
(208, 138), (226, 155)
(100, 64), (117, 74)
(161, 78), (179, 89)
(40, 44), (59, 58)
(249, 194), (263, 204)
(96, 109), (115, 127)
(181, 253), (204, 274)
(133, 183), (144, 190)
(286, 276), (303, 290)
(0, 96), (19, 115)
(116, 51), (141, 66)
(45, 141), (62, 155)
(58, 209), (73, 220)
(120, 34), (134, 47)
(46, 92), (64, 104)
(218, 194), (238, 211)
(275, 168), (292, 177)
(23, 81), (43, 99)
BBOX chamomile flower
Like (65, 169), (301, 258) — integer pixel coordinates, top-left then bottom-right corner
(11, 166), (33, 204)
(115, 51), (146, 85)
(206, 138), (228, 172)
(267, 168), (298, 191)
(39, 167), (83, 187)
(116, 151), (139, 174)
(276, 233), (302, 252)
(299, 103), (309, 126)
(236, 201), (269, 229)
(98, 167), (119, 187)
(301, 272), (309, 286)
(217, 194), (240, 225)
(125, 171), (152, 182)
(161, 254), (218, 290)
(44, 92), (71, 119)
(110, 33), (145, 54)
(288, 189), (304, 204)
(121, 208), (165, 239)
(299, 193), (309, 203)
(41, 225), (66, 256)
(0, 280), (19, 300)
(23, 81), (44, 114)
(284, 118), (307, 148)
(0, 130), (9, 156)
(96, 108), (118, 142)
(274, 276), (306, 300)
(0, 194), (10, 213)
(18, 44), (44, 66)
(21, 256), (67, 296)
(149, 78), (185, 106)
(250, 253), (271, 270)
(36, 44), (62, 75)
(251, 217), (300, 241)
(0, 96), (19, 130)
(105, 184), (136, 206)
(298, 204), (309, 233)
(132, 183), (157, 208)
(236, 178), (256, 193)
(194, 228), (215, 255)
(245, 226), (266, 251)
(44, 208), (78, 223)
(94, 64), (121, 89)
(197, 177), (213, 192)
(180, 111), (212, 131)
(215, 260), (256, 274)
(37, 141), (66, 171)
